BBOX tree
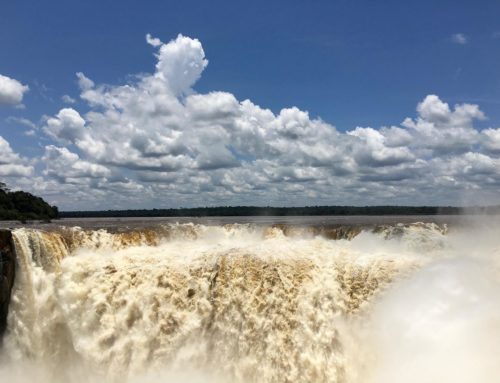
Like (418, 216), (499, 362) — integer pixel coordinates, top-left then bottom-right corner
(0, 182), (9, 193)
(0, 182), (58, 221)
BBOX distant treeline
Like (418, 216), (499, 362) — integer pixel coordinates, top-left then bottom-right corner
(0, 183), (59, 221)
(60, 205), (500, 218)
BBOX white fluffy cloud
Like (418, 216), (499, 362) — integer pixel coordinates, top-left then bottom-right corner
(481, 128), (500, 153)
(153, 34), (208, 95)
(0, 136), (34, 177)
(402, 94), (485, 155)
(42, 145), (112, 182)
(0, 74), (29, 105)
(43, 108), (87, 145)
(3, 34), (500, 209)
(348, 127), (415, 167)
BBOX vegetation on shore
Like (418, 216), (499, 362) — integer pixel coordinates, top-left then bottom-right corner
(2, 180), (498, 220)
(59, 205), (488, 218)
(0, 182), (59, 221)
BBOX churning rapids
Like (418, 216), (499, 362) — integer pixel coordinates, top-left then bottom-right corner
(1, 219), (500, 383)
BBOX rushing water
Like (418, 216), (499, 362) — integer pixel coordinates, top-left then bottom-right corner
(1, 217), (500, 382)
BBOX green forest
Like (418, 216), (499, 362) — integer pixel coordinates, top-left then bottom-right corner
(0, 182), (59, 221)
(61, 205), (473, 218)
(2, 181), (499, 220)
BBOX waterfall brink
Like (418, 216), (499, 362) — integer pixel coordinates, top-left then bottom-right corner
(1, 221), (500, 382)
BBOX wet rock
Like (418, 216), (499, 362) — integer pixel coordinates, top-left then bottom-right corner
(0, 229), (15, 340)
(187, 288), (196, 298)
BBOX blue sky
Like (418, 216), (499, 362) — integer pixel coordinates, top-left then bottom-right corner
(1, 0), (500, 209)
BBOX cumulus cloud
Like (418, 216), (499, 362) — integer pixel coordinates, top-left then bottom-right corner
(0, 74), (29, 105)
(154, 34), (208, 95)
(42, 145), (112, 182)
(3, 34), (500, 209)
(451, 33), (468, 45)
(0, 136), (34, 177)
(402, 94), (485, 155)
(348, 127), (414, 167)
(43, 108), (87, 145)
(481, 128), (500, 153)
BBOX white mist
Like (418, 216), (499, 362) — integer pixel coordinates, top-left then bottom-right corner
(358, 224), (500, 383)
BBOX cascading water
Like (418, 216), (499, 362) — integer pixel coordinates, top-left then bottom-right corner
(1, 221), (499, 382)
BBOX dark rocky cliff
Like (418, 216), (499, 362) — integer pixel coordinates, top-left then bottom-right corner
(0, 230), (15, 341)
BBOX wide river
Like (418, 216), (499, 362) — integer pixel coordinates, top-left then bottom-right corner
(0, 214), (477, 230)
